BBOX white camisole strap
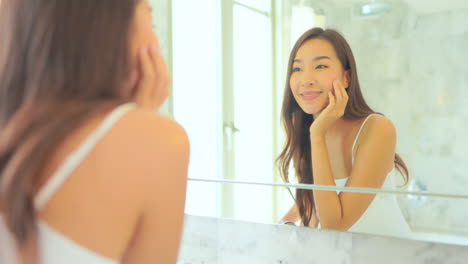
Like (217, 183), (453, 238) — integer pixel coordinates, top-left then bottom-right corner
(351, 113), (378, 165)
(34, 103), (136, 210)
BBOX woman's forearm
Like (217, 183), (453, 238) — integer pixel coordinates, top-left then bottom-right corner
(310, 135), (345, 229)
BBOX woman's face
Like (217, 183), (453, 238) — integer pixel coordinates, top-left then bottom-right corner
(289, 38), (350, 116)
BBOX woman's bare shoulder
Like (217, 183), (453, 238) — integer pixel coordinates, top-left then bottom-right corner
(354, 114), (397, 155)
(364, 114), (396, 139)
(94, 107), (190, 190)
(112, 110), (189, 264)
(107, 108), (189, 153)
(118, 108), (188, 143)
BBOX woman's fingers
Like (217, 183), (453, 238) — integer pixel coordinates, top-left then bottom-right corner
(339, 79), (348, 101)
(123, 68), (139, 98)
(333, 80), (342, 103)
(333, 80), (348, 110)
(328, 91), (336, 107)
(152, 52), (170, 92)
(135, 47), (155, 107)
(343, 81), (349, 98)
(133, 44), (170, 111)
(147, 45), (160, 105)
(152, 53), (170, 108)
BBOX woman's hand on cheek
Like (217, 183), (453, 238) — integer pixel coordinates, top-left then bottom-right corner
(132, 44), (170, 112)
(310, 80), (348, 137)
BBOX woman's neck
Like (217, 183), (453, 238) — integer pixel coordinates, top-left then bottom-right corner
(325, 117), (348, 135)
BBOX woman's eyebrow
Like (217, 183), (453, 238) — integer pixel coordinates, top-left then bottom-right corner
(293, 56), (332, 63)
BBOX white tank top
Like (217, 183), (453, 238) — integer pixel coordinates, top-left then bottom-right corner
(319, 114), (412, 238)
(0, 103), (136, 264)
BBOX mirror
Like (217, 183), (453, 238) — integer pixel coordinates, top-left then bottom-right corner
(186, 180), (468, 245)
(155, 0), (468, 243)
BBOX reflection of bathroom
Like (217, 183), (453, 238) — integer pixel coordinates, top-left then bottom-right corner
(287, 0), (468, 237)
(160, 0), (468, 262)
(166, 0), (468, 234)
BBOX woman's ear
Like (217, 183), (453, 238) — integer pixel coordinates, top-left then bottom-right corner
(344, 70), (351, 89)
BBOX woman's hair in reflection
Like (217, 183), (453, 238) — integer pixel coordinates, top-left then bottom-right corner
(276, 28), (409, 227)
(0, 0), (140, 261)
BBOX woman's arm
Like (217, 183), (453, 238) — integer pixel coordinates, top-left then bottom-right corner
(279, 203), (319, 228)
(311, 115), (396, 230)
(121, 112), (190, 264)
(309, 80), (396, 231)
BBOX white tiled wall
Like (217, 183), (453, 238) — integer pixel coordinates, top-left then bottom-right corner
(324, 3), (468, 232)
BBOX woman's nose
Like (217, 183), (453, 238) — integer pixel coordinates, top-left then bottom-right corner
(301, 80), (315, 87)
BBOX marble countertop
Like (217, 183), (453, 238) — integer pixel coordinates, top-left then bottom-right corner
(178, 215), (468, 264)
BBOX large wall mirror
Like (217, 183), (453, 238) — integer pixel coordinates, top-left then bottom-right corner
(152, 0), (468, 244)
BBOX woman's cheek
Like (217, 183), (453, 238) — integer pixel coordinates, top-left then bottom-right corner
(324, 74), (342, 92)
(289, 78), (297, 93)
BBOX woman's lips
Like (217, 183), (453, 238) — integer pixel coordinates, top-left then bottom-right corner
(300, 91), (323, 101)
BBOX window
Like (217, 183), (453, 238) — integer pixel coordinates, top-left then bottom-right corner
(171, 0), (325, 223)
(229, 0), (274, 222)
(172, 0), (221, 217)
(172, 0), (275, 223)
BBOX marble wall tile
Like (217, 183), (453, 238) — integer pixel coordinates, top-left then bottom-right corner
(326, 4), (468, 233)
(451, 10), (468, 35)
(413, 11), (451, 37)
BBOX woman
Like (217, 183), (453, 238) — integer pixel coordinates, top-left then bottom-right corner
(277, 28), (411, 237)
(0, 0), (189, 263)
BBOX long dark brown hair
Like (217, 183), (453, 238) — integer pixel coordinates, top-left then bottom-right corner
(276, 28), (409, 226)
(0, 0), (140, 261)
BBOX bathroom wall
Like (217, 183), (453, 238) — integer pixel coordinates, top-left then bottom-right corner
(319, 1), (468, 233)
(178, 215), (468, 263)
(155, 0), (468, 234)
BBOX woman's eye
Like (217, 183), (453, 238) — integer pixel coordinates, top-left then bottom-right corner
(316, 65), (328, 69)
(292, 67), (301, 72)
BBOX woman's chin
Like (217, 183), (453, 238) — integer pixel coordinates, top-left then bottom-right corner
(300, 106), (322, 116)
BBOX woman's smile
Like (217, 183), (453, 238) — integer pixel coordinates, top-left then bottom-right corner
(300, 91), (324, 101)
